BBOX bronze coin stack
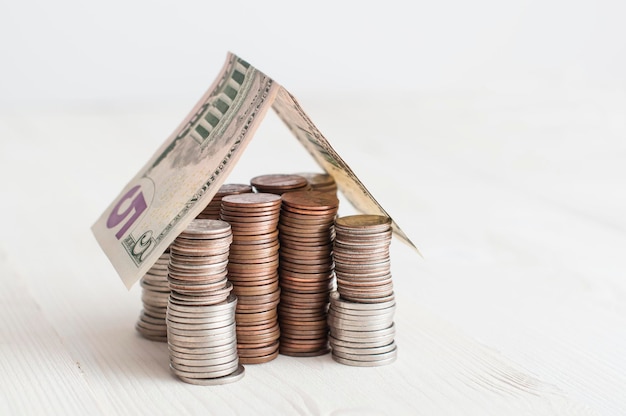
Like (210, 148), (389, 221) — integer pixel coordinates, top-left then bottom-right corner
(166, 219), (245, 385)
(196, 183), (253, 220)
(136, 249), (170, 342)
(220, 193), (282, 364)
(277, 190), (340, 356)
(250, 173), (310, 195)
(297, 172), (338, 195)
(328, 215), (397, 367)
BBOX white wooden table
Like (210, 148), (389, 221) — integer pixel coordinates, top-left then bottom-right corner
(1, 86), (624, 415)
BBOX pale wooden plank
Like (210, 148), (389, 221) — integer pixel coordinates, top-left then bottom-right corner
(0, 257), (102, 415)
(1, 93), (621, 415)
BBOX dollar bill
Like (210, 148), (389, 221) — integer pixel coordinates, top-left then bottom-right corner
(92, 52), (418, 289)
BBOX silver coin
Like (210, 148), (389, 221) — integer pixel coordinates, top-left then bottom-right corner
(328, 308), (395, 322)
(329, 305), (396, 319)
(167, 318), (236, 331)
(139, 312), (166, 326)
(166, 330), (237, 346)
(168, 333), (237, 349)
(170, 350), (239, 367)
(166, 311), (234, 325)
(169, 344), (237, 361)
(327, 313), (394, 328)
(170, 358), (240, 379)
(167, 322), (236, 337)
(330, 322), (395, 337)
(327, 318), (394, 332)
(168, 342), (236, 356)
(173, 364), (245, 386)
(330, 341), (396, 355)
(332, 345), (398, 362)
(328, 334), (394, 349)
(167, 294), (237, 313)
(166, 307), (235, 321)
(331, 352), (397, 367)
(329, 291), (395, 310)
(330, 333), (395, 347)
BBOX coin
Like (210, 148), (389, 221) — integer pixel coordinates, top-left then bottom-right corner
(136, 251), (170, 342)
(250, 174), (309, 194)
(196, 183), (253, 220)
(220, 190), (282, 363)
(331, 348), (397, 367)
(295, 172), (337, 195)
(277, 191), (339, 356)
(221, 192), (282, 208)
(172, 364), (245, 386)
(165, 220), (244, 385)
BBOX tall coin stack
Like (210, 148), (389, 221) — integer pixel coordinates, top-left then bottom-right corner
(196, 183), (253, 220)
(328, 215), (397, 367)
(220, 193), (282, 364)
(297, 172), (338, 195)
(277, 191), (339, 357)
(250, 173), (310, 195)
(136, 249), (170, 342)
(166, 219), (245, 385)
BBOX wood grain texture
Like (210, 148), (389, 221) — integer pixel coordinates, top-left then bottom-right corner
(0, 87), (623, 415)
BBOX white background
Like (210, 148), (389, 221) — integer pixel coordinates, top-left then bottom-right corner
(1, 0), (625, 106)
(2, 1), (626, 414)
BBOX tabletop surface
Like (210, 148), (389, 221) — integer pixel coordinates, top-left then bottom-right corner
(1, 86), (624, 415)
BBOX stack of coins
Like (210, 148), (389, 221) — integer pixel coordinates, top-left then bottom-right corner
(220, 193), (282, 364)
(196, 183), (253, 219)
(166, 219), (245, 385)
(328, 214), (397, 366)
(328, 291), (396, 367)
(250, 174), (310, 195)
(136, 249), (170, 342)
(296, 172), (338, 195)
(277, 191), (339, 356)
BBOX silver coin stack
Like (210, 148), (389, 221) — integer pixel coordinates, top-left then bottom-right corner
(136, 250), (170, 342)
(166, 219), (245, 385)
(328, 215), (397, 367)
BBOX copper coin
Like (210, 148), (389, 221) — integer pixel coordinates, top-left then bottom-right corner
(236, 300), (280, 313)
(236, 320), (279, 333)
(230, 244), (280, 255)
(281, 190), (339, 209)
(231, 230), (279, 244)
(238, 349), (279, 364)
(279, 296), (329, 308)
(296, 172), (336, 187)
(237, 341), (279, 357)
(278, 305), (328, 317)
(232, 281), (280, 296)
(236, 289), (281, 304)
(278, 224), (334, 237)
(230, 278), (279, 291)
(338, 292), (395, 304)
(335, 214), (391, 229)
(228, 245), (279, 258)
(251, 174), (308, 190)
(279, 262), (334, 274)
(237, 328), (280, 344)
(280, 208), (337, 219)
(236, 308), (277, 323)
(228, 259), (279, 273)
(279, 341), (329, 353)
(279, 316), (328, 329)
